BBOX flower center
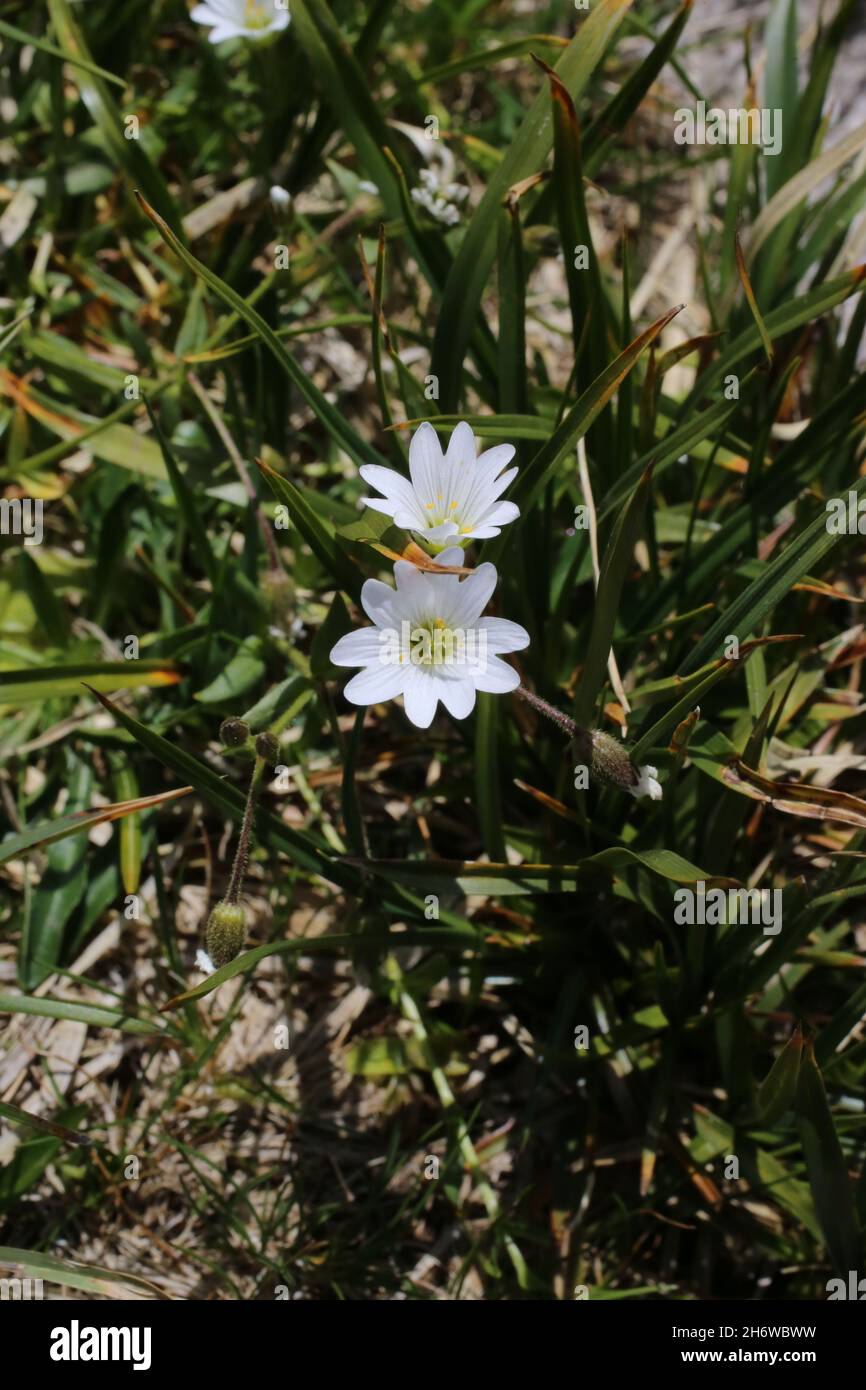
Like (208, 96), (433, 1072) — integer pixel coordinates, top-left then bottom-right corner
(423, 491), (463, 529)
(244, 0), (271, 29)
(403, 617), (484, 669)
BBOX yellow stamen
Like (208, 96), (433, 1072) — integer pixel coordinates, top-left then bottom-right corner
(244, 0), (269, 28)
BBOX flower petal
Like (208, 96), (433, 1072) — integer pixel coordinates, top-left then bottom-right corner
(472, 655), (521, 694)
(436, 676), (476, 720)
(359, 464), (425, 527)
(208, 22), (243, 41)
(330, 628), (388, 667)
(630, 765), (663, 800)
(343, 663), (407, 705)
(476, 443), (516, 480)
(479, 500), (520, 528)
(408, 421), (445, 504)
(402, 669), (439, 728)
(360, 496), (398, 517)
(424, 520), (460, 543)
(444, 421), (477, 468)
(444, 561), (498, 626)
(360, 577), (399, 626)
(392, 560), (430, 619)
(435, 545), (468, 567)
(477, 616), (531, 654)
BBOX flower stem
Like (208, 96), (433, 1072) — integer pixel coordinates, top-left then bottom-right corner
(225, 758), (264, 905)
(515, 685), (581, 741)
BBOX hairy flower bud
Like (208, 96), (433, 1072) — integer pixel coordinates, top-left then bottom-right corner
(205, 900), (246, 969)
(254, 731), (280, 764)
(220, 717), (251, 748)
(589, 730), (662, 800)
(589, 730), (639, 790)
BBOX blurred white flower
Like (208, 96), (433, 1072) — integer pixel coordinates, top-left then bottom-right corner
(269, 184), (291, 211)
(191, 0), (290, 43)
(196, 949), (216, 975)
(360, 420), (519, 547)
(330, 548), (529, 728)
(630, 765), (663, 800)
(411, 166), (469, 226)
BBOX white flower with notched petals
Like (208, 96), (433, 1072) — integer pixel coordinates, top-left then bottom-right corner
(630, 765), (663, 800)
(191, 0), (290, 44)
(330, 549), (529, 728)
(360, 421), (519, 548)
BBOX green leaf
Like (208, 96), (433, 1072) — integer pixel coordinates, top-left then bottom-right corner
(257, 459), (362, 599)
(756, 1026), (804, 1126)
(499, 304), (682, 534)
(161, 928), (473, 1009)
(46, 0), (178, 221)
(0, 1245), (170, 1299)
(146, 400), (218, 587)
(194, 637), (267, 704)
(351, 844), (733, 897)
(0, 16), (126, 86)
(583, 0), (693, 173)
(681, 474), (866, 674)
(795, 1042), (863, 1271)
(134, 193), (384, 472)
(763, 0), (799, 197)
(0, 787), (191, 868)
(18, 755), (92, 987)
(0, 661), (182, 705)
(573, 463), (653, 727)
(475, 692), (506, 862)
(0, 1100), (103, 1148)
(431, 0), (634, 409)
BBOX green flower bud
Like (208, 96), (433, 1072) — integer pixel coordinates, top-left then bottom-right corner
(254, 730), (280, 764)
(205, 900), (246, 968)
(220, 718), (251, 749)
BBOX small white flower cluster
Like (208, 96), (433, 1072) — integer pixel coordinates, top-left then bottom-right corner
(330, 423), (527, 728)
(410, 168), (469, 227)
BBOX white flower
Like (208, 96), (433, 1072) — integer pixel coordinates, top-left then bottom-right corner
(630, 764), (663, 800)
(330, 549), (529, 728)
(269, 184), (291, 211)
(410, 167), (469, 226)
(191, 0), (290, 44)
(196, 949), (216, 975)
(360, 420), (519, 548)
